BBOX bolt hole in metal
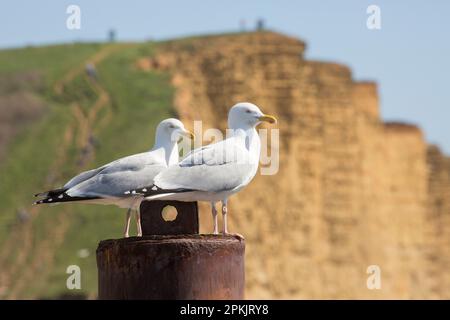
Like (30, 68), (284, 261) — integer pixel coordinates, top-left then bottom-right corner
(161, 205), (178, 222)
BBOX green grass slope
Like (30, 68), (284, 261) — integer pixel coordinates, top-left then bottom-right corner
(0, 41), (176, 299)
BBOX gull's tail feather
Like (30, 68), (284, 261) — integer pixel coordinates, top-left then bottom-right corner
(34, 187), (67, 198)
(34, 191), (100, 205)
(34, 191), (48, 198)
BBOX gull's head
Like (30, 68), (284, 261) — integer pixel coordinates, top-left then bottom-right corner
(228, 102), (277, 130)
(156, 118), (194, 143)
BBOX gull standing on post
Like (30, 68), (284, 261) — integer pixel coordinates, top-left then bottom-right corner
(34, 118), (194, 237)
(126, 102), (277, 235)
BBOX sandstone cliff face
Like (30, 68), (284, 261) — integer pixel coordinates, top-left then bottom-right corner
(426, 146), (450, 298)
(139, 32), (450, 298)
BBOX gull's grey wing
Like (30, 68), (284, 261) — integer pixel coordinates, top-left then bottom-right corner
(67, 163), (167, 198)
(154, 138), (255, 192)
(154, 162), (253, 192)
(63, 166), (108, 189)
(64, 152), (166, 198)
(64, 152), (153, 189)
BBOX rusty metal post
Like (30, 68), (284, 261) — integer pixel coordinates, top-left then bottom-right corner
(96, 201), (245, 300)
(140, 200), (199, 235)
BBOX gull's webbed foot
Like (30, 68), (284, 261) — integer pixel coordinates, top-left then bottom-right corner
(230, 233), (245, 240)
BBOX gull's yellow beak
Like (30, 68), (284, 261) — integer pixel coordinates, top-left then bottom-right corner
(258, 114), (277, 124)
(183, 129), (195, 140)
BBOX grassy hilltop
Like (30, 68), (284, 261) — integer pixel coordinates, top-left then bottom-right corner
(0, 41), (175, 298)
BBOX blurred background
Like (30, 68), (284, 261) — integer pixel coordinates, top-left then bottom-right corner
(0, 1), (449, 299)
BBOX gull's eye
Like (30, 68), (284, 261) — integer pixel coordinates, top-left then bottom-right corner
(169, 124), (175, 129)
(246, 110), (251, 113)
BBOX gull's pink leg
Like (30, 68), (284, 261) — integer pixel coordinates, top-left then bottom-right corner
(135, 209), (142, 237)
(124, 208), (132, 238)
(211, 202), (218, 235)
(221, 200), (228, 235)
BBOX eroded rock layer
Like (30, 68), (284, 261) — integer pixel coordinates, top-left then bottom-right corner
(138, 32), (450, 299)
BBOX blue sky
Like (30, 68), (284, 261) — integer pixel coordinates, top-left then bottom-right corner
(1, 1), (449, 152)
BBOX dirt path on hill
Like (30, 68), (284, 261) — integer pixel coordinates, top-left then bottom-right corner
(0, 122), (75, 297)
(0, 44), (125, 299)
(53, 45), (121, 96)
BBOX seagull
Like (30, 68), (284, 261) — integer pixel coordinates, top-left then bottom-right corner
(34, 118), (194, 238)
(126, 102), (277, 235)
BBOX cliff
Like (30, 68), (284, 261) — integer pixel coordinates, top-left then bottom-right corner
(138, 31), (450, 298)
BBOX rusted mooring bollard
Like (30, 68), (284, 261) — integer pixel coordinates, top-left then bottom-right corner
(96, 201), (245, 299)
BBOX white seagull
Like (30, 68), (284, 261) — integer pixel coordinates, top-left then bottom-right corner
(34, 118), (194, 237)
(126, 102), (277, 235)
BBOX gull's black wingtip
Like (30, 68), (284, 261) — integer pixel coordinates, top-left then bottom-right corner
(34, 188), (67, 198)
(124, 186), (153, 196)
(123, 189), (142, 196)
(124, 185), (194, 197)
(34, 192), (101, 204)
